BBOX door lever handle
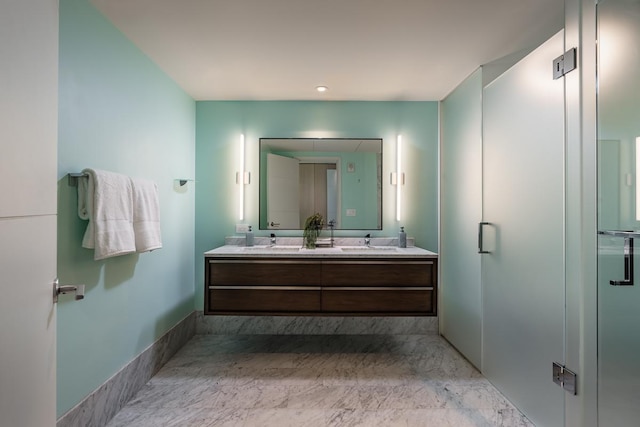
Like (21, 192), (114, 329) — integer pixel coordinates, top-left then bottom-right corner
(478, 222), (491, 254)
(53, 278), (86, 302)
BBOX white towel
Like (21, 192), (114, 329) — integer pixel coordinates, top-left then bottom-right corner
(131, 177), (162, 253)
(78, 168), (136, 260)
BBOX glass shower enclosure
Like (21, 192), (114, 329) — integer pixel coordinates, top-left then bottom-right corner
(596, 0), (640, 424)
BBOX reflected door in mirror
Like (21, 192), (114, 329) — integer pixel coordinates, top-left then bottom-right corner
(267, 153), (300, 229)
(300, 163), (338, 228)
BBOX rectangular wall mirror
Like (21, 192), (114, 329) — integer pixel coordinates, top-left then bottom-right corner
(259, 138), (383, 230)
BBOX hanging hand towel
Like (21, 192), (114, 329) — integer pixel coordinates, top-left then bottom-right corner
(79, 168), (136, 260)
(131, 176), (162, 253)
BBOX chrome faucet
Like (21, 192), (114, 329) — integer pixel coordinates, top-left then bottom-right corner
(270, 233), (276, 246)
(364, 233), (371, 247)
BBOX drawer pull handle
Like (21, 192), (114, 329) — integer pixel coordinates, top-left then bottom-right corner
(324, 287), (433, 291)
(209, 260), (320, 265)
(210, 286), (321, 291)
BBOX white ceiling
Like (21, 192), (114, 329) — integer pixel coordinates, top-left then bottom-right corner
(91, 0), (564, 101)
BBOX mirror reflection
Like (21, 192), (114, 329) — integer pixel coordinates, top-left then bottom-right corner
(597, 0), (640, 231)
(259, 138), (383, 230)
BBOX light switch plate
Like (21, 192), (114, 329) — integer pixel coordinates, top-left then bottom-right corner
(236, 224), (250, 233)
(346, 209), (356, 217)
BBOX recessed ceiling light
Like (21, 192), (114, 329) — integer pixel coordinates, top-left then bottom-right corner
(316, 86), (328, 92)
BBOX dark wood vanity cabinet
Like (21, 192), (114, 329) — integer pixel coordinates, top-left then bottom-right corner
(206, 260), (322, 313)
(205, 256), (437, 316)
(320, 260), (435, 314)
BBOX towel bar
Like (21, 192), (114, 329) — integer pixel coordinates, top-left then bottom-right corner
(68, 172), (87, 186)
(69, 173), (194, 187)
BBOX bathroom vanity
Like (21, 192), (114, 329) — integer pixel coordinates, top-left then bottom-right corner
(204, 245), (437, 316)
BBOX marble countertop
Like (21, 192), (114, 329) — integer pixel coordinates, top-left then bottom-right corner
(204, 243), (438, 259)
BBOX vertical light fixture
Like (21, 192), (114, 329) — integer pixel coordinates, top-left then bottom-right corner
(396, 134), (403, 221)
(636, 137), (640, 221)
(237, 133), (249, 221)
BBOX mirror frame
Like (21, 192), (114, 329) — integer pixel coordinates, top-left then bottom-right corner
(259, 138), (383, 230)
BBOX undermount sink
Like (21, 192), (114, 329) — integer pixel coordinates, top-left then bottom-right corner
(339, 246), (398, 252)
(241, 245), (400, 253)
(242, 245), (298, 251)
(299, 246), (343, 253)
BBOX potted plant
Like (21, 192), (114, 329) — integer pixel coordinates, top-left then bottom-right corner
(303, 213), (324, 249)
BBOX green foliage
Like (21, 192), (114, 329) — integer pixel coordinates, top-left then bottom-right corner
(303, 213), (324, 249)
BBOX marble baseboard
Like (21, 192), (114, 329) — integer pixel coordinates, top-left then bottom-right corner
(57, 312), (196, 427)
(195, 312), (438, 335)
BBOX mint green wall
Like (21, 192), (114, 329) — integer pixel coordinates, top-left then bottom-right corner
(195, 101), (438, 309)
(338, 151), (380, 229)
(57, 0), (195, 417)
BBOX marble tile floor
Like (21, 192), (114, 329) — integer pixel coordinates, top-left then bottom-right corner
(105, 334), (534, 427)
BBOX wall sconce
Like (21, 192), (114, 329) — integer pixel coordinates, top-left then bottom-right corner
(390, 134), (405, 221)
(636, 137), (640, 221)
(236, 134), (250, 220)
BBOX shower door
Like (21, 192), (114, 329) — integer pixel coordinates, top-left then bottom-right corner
(596, 0), (640, 425)
(482, 30), (566, 427)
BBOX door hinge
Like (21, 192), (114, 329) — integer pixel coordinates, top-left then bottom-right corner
(553, 362), (577, 395)
(552, 48), (577, 79)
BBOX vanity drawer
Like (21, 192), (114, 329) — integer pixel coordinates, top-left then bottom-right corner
(322, 287), (434, 314)
(208, 259), (321, 287)
(209, 286), (321, 313)
(321, 260), (435, 287)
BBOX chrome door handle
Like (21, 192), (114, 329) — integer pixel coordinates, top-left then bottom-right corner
(478, 222), (491, 254)
(610, 237), (635, 286)
(53, 278), (86, 302)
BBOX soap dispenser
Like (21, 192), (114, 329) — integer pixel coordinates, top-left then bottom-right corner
(245, 226), (254, 247)
(398, 226), (407, 248)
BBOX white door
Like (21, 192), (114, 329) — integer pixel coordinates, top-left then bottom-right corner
(0, 1), (59, 426)
(482, 31), (566, 427)
(267, 153), (300, 229)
